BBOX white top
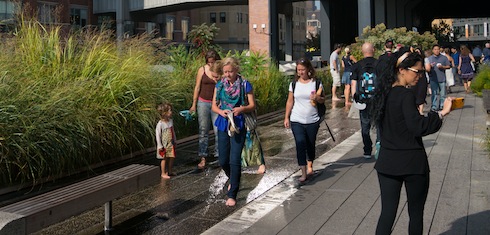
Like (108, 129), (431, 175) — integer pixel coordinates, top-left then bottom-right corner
(155, 119), (174, 150)
(330, 51), (340, 72)
(289, 80), (322, 124)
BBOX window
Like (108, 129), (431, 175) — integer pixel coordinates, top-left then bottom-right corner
(220, 12), (226, 23)
(279, 18), (283, 30)
(245, 14), (248, 24)
(210, 12), (216, 23)
(98, 15), (114, 29)
(165, 16), (175, 40)
(70, 8), (88, 29)
(182, 18), (189, 40)
(38, 3), (58, 24)
(236, 13), (242, 23)
(0, 0), (15, 20)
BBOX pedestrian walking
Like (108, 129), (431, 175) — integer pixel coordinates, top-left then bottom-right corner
(443, 47), (455, 93)
(458, 45), (476, 93)
(211, 57), (256, 207)
(190, 50), (221, 169)
(156, 102), (177, 179)
(330, 43), (342, 101)
(341, 47), (357, 105)
(427, 44), (450, 111)
(350, 42), (379, 159)
(369, 47), (454, 235)
(284, 58), (325, 182)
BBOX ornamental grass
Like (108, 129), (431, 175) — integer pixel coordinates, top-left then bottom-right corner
(0, 19), (167, 185)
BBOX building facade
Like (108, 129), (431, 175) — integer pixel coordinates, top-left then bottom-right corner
(452, 18), (490, 43)
(0, 0), (95, 32)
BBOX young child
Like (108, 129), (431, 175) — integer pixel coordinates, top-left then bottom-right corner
(156, 102), (177, 179)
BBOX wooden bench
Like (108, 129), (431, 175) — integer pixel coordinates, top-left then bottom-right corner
(0, 164), (159, 235)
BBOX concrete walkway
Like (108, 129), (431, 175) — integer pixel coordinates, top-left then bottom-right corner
(204, 86), (490, 235)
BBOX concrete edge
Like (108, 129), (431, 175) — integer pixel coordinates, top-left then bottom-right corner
(0, 212), (25, 235)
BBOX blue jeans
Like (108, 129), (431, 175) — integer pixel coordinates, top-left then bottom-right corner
(197, 100), (219, 158)
(430, 81), (446, 110)
(360, 109), (379, 155)
(290, 121), (320, 166)
(452, 67), (461, 85)
(218, 130), (245, 199)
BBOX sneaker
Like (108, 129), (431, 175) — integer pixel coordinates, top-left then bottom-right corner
(364, 154), (372, 159)
(374, 142), (380, 160)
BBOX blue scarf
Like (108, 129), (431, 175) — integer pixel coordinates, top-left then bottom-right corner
(217, 76), (243, 110)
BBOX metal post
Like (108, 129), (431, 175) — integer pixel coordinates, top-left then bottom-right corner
(104, 201), (113, 231)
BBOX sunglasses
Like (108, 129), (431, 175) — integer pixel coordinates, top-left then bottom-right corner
(407, 67), (426, 75)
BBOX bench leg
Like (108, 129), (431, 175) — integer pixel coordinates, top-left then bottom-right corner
(104, 201), (113, 231)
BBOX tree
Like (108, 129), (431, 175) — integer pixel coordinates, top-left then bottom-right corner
(187, 23), (221, 56)
(431, 20), (457, 44)
(351, 23), (438, 58)
(306, 31), (320, 53)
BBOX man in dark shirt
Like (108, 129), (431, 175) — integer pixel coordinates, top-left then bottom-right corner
(350, 42), (379, 159)
(483, 42), (490, 65)
(451, 46), (461, 85)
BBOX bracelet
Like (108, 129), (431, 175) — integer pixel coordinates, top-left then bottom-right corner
(437, 111), (444, 119)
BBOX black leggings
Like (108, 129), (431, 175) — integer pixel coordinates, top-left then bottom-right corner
(376, 172), (429, 235)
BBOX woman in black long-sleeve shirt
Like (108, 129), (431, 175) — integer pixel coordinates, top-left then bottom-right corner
(370, 48), (453, 235)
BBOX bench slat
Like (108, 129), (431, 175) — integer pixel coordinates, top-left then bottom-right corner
(0, 164), (159, 235)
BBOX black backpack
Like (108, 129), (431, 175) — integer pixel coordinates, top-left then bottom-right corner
(355, 59), (378, 104)
(292, 80), (326, 120)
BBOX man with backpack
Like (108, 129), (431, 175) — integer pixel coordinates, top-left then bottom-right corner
(350, 42), (379, 159)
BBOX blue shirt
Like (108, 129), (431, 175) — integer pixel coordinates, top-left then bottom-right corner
(428, 54), (449, 83)
(452, 52), (460, 66)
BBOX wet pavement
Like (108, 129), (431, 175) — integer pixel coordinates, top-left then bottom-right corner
(205, 86), (490, 235)
(33, 100), (360, 235)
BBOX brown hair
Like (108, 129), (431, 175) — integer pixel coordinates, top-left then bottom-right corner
(205, 50), (221, 64)
(460, 45), (470, 56)
(295, 58), (316, 81)
(157, 102), (172, 121)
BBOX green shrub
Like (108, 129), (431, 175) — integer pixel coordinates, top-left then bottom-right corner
(0, 19), (291, 186)
(346, 23), (438, 59)
(471, 64), (490, 96)
(0, 19), (166, 185)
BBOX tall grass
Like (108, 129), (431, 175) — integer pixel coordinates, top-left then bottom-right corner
(0, 19), (166, 185)
(0, 18), (292, 186)
(223, 50), (290, 114)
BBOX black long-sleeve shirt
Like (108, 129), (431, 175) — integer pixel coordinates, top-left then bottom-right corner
(374, 86), (443, 175)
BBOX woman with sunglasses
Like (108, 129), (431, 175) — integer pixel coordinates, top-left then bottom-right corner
(370, 47), (453, 235)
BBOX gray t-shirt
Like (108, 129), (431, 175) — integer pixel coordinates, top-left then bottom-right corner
(428, 55), (449, 83)
(330, 51), (340, 72)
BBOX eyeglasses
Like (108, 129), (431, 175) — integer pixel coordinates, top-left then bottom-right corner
(407, 67), (425, 75)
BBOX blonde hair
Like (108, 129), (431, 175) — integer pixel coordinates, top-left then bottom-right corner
(157, 102), (172, 120)
(210, 60), (223, 76)
(221, 57), (240, 71)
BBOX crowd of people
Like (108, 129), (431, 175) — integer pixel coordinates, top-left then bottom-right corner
(152, 40), (488, 233)
(325, 40), (490, 234)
